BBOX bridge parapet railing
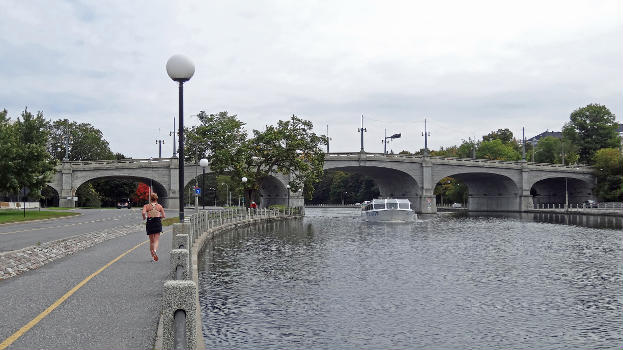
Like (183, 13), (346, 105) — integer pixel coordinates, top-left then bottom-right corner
(533, 202), (623, 210)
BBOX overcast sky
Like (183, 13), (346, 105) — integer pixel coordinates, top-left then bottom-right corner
(1, 0), (621, 159)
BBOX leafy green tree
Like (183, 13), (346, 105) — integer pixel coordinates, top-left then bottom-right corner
(483, 128), (514, 144)
(476, 139), (521, 161)
(90, 178), (138, 206)
(593, 148), (623, 201)
(13, 109), (56, 200)
(533, 136), (578, 164)
(237, 115), (327, 204)
(76, 182), (101, 207)
(184, 111), (247, 171)
(434, 177), (468, 205)
(0, 109), (18, 194)
(48, 119), (115, 161)
(457, 140), (478, 158)
(562, 104), (619, 164)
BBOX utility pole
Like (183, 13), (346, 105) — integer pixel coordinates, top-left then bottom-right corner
(63, 120), (71, 161)
(522, 127), (526, 161)
(358, 115), (367, 152)
(422, 118), (430, 154)
(170, 117), (177, 157)
(326, 124), (330, 153)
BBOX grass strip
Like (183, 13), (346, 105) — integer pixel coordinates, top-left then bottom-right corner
(0, 210), (79, 224)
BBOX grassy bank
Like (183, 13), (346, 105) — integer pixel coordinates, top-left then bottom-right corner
(162, 217), (179, 227)
(0, 209), (79, 224)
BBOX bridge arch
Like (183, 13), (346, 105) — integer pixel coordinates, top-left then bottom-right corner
(74, 175), (169, 207)
(323, 164), (421, 211)
(435, 172), (520, 211)
(530, 177), (594, 206)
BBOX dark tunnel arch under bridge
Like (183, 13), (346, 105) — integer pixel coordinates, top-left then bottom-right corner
(323, 166), (422, 211)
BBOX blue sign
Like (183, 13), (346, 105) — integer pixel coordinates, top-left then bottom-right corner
(195, 188), (201, 195)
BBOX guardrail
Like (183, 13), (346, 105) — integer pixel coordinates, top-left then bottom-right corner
(159, 206), (302, 350)
(534, 202), (623, 210)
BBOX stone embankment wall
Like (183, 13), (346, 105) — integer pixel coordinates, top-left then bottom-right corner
(156, 207), (302, 350)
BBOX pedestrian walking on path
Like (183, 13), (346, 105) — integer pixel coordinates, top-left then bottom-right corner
(142, 193), (165, 262)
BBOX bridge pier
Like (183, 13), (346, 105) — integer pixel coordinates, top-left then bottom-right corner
(59, 161), (75, 208)
(420, 157), (437, 214)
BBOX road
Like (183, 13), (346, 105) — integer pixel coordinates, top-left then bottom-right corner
(0, 208), (173, 350)
(0, 208), (143, 253)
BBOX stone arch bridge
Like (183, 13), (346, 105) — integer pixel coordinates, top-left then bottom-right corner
(48, 158), (303, 210)
(48, 153), (595, 213)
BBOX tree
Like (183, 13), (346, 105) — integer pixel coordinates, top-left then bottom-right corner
(13, 109), (56, 200)
(533, 136), (578, 164)
(91, 178), (138, 206)
(434, 177), (468, 205)
(47, 119), (115, 161)
(483, 128), (514, 144)
(562, 104), (619, 164)
(236, 115), (327, 204)
(76, 182), (101, 207)
(0, 109), (18, 194)
(135, 182), (151, 204)
(593, 148), (623, 201)
(184, 111), (247, 171)
(476, 139), (521, 161)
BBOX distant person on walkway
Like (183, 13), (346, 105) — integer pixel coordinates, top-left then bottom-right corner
(250, 201), (257, 209)
(142, 193), (165, 262)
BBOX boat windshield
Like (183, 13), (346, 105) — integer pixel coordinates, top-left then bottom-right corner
(387, 202), (398, 209)
(399, 202), (410, 209)
(373, 203), (385, 210)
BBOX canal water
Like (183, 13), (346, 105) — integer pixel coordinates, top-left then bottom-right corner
(198, 209), (622, 349)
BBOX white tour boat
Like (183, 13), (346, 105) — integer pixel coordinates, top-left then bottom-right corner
(361, 198), (416, 222)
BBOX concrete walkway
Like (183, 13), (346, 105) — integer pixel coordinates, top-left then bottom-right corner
(0, 225), (172, 350)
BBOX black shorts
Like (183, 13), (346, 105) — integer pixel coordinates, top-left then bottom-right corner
(146, 217), (162, 235)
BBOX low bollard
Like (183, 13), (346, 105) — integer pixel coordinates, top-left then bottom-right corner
(169, 249), (190, 280)
(174, 234), (190, 251)
(162, 280), (197, 350)
(172, 223), (191, 250)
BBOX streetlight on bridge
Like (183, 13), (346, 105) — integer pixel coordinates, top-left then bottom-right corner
(166, 54), (195, 221)
(381, 129), (401, 154)
(286, 184), (290, 207)
(199, 158), (209, 210)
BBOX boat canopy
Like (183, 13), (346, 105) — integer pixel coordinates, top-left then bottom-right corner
(363, 198), (411, 211)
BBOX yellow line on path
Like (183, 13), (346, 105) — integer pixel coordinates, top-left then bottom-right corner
(0, 238), (150, 350)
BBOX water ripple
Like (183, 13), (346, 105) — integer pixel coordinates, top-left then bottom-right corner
(198, 210), (623, 350)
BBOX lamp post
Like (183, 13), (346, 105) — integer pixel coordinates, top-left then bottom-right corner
(421, 118), (431, 155)
(286, 184), (290, 207)
(221, 182), (229, 207)
(342, 191), (348, 205)
(149, 157), (153, 200)
(199, 158), (209, 210)
(166, 54), (195, 221)
(242, 177), (248, 207)
(382, 129), (401, 154)
(170, 117), (177, 157)
(156, 139), (165, 158)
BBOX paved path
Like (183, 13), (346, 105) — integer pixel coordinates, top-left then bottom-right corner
(0, 213), (172, 350)
(0, 209), (140, 252)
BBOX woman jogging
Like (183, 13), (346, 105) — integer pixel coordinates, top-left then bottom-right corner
(142, 192), (165, 262)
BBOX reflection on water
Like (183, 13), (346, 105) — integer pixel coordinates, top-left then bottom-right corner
(463, 212), (623, 230)
(198, 208), (623, 350)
